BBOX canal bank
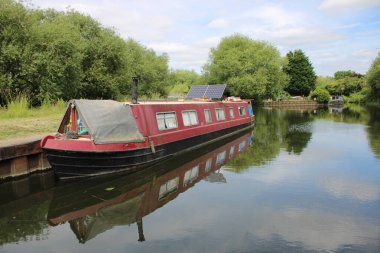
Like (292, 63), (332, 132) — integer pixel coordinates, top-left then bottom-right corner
(0, 135), (51, 180)
(262, 100), (326, 109)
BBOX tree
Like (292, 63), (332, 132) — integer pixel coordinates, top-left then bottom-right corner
(325, 77), (364, 96)
(167, 69), (201, 96)
(334, 70), (363, 80)
(316, 76), (334, 88)
(310, 87), (330, 103)
(125, 39), (170, 98)
(367, 53), (380, 99)
(202, 34), (287, 100)
(0, 0), (170, 105)
(284, 49), (316, 96)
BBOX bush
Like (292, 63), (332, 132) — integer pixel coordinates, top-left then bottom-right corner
(310, 87), (330, 103)
(345, 88), (370, 104)
(347, 92), (367, 103)
(3, 95), (30, 118)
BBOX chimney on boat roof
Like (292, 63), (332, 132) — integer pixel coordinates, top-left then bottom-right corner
(132, 76), (139, 104)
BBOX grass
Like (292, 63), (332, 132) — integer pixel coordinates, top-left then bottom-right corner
(0, 97), (66, 141)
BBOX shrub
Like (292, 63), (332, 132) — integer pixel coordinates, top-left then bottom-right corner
(345, 88), (370, 104)
(310, 87), (330, 103)
(5, 95), (30, 118)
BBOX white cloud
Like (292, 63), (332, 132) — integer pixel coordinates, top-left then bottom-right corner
(148, 42), (189, 53)
(145, 200), (380, 252)
(208, 18), (228, 28)
(148, 37), (222, 71)
(253, 5), (304, 28)
(252, 207), (380, 251)
(196, 36), (221, 48)
(322, 177), (379, 202)
(261, 26), (343, 46)
(320, 0), (380, 12)
(30, 1), (175, 41)
(352, 49), (378, 58)
(233, 5), (343, 46)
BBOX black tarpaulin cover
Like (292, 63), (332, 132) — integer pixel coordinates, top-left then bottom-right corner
(72, 99), (145, 144)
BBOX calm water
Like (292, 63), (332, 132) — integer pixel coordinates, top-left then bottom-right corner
(1, 105), (380, 253)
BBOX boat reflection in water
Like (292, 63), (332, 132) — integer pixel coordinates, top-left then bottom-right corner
(47, 130), (253, 243)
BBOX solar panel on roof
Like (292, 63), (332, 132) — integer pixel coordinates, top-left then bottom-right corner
(186, 84), (226, 99)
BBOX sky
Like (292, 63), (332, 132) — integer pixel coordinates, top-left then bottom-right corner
(29, 0), (380, 76)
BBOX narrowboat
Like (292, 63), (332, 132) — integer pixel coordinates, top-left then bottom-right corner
(47, 131), (252, 242)
(330, 95), (344, 106)
(41, 84), (254, 179)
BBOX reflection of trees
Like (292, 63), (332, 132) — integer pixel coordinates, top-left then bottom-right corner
(0, 202), (50, 245)
(283, 111), (313, 155)
(321, 104), (380, 159)
(227, 108), (314, 172)
(311, 104), (379, 159)
(226, 108), (281, 173)
(0, 173), (54, 246)
(366, 105), (380, 159)
(284, 131), (312, 155)
(312, 104), (370, 124)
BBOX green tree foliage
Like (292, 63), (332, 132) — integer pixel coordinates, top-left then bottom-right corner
(326, 77), (365, 96)
(316, 76), (334, 88)
(167, 69), (201, 96)
(367, 53), (380, 99)
(0, 0), (170, 105)
(310, 87), (330, 103)
(366, 105), (380, 159)
(203, 34), (287, 100)
(225, 108), (283, 172)
(284, 49), (316, 96)
(334, 70), (363, 79)
(120, 39), (169, 98)
(283, 112), (312, 155)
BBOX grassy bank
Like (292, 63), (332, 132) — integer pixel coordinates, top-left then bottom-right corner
(0, 98), (66, 141)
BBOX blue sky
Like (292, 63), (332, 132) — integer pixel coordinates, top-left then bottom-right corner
(30, 0), (380, 76)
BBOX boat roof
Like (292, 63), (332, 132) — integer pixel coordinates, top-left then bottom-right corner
(125, 99), (247, 105)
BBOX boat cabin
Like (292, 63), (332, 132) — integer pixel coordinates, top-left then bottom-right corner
(57, 99), (253, 148)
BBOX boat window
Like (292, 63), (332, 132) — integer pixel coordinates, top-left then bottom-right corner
(182, 110), (198, 126)
(184, 165), (199, 186)
(229, 107), (235, 118)
(238, 106), (246, 116)
(229, 146), (235, 159)
(156, 112), (178, 130)
(204, 109), (212, 123)
(216, 151), (226, 165)
(215, 108), (226, 121)
(238, 141), (246, 152)
(205, 158), (212, 172)
(159, 176), (179, 200)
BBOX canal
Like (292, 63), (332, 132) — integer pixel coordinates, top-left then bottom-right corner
(1, 105), (380, 253)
